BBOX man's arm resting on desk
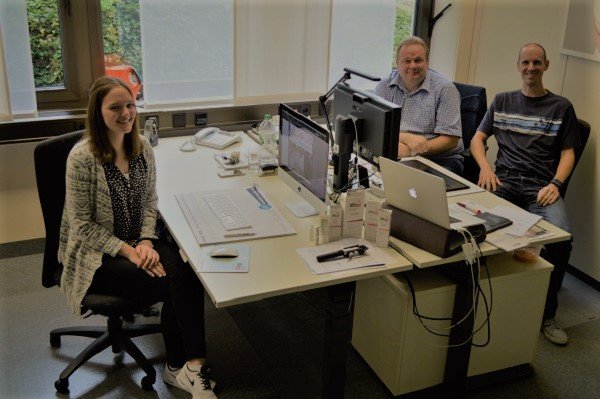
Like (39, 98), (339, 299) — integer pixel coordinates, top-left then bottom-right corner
(400, 132), (459, 156)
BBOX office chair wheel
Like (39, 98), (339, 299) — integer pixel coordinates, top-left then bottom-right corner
(113, 351), (125, 364)
(50, 335), (61, 348)
(55, 378), (69, 394)
(141, 376), (155, 391)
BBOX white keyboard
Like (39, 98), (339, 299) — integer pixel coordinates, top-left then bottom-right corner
(203, 193), (252, 231)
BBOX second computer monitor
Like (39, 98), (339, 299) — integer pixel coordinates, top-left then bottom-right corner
(333, 82), (401, 166)
(278, 103), (329, 214)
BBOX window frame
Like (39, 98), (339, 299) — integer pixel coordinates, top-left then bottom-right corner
(31, 0), (434, 111)
(34, 0), (104, 110)
(414, 0), (434, 45)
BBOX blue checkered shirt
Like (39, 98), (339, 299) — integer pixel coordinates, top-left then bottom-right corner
(375, 69), (463, 160)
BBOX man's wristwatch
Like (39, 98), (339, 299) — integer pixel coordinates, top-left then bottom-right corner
(550, 178), (563, 190)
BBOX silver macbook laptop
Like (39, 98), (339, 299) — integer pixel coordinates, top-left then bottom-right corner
(379, 157), (484, 229)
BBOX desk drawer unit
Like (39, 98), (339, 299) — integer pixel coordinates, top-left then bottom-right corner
(351, 253), (552, 396)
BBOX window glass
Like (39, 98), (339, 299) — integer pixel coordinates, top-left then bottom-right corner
(26, 0), (64, 89)
(101, 0), (144, 101)
(393, 0), (416, 67)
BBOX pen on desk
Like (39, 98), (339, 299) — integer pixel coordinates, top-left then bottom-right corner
(456, 202), (482, 215)
(223, 232), (256, 238)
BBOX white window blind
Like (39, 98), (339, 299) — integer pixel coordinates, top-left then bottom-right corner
(234, 0), (330, 101)
(139, 0), (234, 108)
(0, 0), (37, 118)
(329, 0), (397, 91)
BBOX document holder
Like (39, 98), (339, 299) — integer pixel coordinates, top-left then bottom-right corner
(383, 203), (486, 258)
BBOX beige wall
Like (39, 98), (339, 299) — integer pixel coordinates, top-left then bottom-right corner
(0, 142), (44, 243)
(431, 0), (600, 281)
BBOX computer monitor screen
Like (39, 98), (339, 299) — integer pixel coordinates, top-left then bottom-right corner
(333, 82), (401, 166)
(278, 104), (330, 214)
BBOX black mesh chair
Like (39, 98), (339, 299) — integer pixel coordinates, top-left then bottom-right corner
(34, 130), (161, 394)
(453, 82), (488, 184)
(561, 119), (591, 198)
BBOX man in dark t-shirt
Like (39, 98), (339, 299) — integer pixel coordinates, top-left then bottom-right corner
(471, 43), (580, 346)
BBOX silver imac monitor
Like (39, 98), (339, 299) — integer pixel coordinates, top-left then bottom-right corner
(278, 103), (329, 216)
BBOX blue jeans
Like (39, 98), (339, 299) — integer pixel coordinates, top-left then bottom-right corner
(494, 170), (572, 320)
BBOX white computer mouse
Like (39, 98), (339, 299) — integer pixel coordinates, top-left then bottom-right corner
(208, 247), (239, 258)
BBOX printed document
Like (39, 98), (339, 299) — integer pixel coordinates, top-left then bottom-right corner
(176, 185), (296, 246)
(488, 205), (542, 236)
(297, 238), (395, 274)
(486, 224), (554, 252)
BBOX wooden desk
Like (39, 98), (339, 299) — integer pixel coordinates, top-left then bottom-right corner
(153, 135), (413, 397)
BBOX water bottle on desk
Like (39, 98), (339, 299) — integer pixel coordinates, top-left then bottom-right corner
(258, 114), (277, 168)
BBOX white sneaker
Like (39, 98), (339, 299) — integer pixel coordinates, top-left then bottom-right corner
(543, 319), (568, 345)
(176, 363), (217, 399)
(163, 364), (184, 389)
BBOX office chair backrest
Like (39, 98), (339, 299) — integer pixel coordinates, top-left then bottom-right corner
(453, 82), (487, 183)
(454, 82), (487, 146)
(34, 130), (85, 288)
(561, 119), (591, 198)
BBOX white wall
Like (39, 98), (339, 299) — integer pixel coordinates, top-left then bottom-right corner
(431, 0), (600, 281)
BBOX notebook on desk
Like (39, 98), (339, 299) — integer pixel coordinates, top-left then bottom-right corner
(379, 157), (484, 229)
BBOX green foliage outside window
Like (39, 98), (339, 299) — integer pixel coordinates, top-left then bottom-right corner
(393, 0), (414, 68)
(101, 0), (142, 79)
(26, 0), (63, 87)
(26, 0), (143, 88)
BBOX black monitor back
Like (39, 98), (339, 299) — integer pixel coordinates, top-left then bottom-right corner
(333, 83), (401, 166)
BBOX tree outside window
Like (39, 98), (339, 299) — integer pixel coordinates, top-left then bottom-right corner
(393, 0), (415, 67)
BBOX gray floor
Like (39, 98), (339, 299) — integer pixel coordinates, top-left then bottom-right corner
(1, 252), (600, 399)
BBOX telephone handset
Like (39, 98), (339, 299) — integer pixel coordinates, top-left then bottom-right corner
(194, 127), (220, 143)
(193, 127), (241, 150)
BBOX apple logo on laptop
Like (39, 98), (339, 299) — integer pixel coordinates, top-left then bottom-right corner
(409, 187), (418, 199)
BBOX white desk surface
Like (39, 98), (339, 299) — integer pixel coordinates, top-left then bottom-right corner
(389, 188), (572, 269)
(154, 135), (413, 308)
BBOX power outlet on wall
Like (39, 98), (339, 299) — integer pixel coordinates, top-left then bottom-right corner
(145, 115), (159, 129)
(299, 104), (311, 116)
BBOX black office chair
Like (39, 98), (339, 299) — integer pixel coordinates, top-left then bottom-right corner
(34, 130), (161, 394)
(453, 82), (487, 184)
(561, 119), (591, 198)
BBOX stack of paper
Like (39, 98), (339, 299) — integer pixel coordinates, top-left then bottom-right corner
(484, 206), (552, 251)
(455, 200), (553, 252)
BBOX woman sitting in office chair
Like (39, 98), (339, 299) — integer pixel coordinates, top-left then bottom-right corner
(58, 76), (217, 399)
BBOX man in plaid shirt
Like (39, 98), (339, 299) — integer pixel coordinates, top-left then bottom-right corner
(375, 36), (463, 174)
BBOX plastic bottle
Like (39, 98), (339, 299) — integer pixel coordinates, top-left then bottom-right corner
(258, 114), (277, 166)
